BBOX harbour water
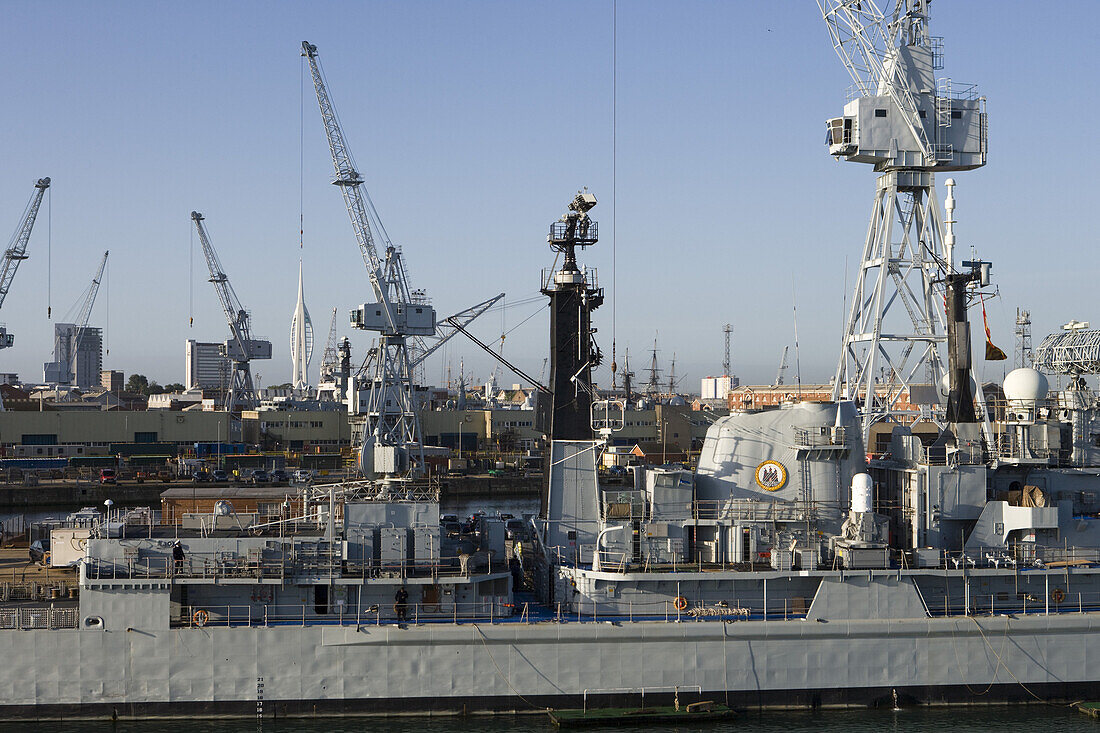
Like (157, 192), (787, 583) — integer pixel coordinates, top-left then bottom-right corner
(14, 706), (1095, 733)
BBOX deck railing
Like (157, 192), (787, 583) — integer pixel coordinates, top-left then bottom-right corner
(0, 606), (78, 630)
(84, 551), (505, 582)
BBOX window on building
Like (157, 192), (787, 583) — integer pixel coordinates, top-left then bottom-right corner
(875, 109), (887, 118)
(951, 110), (962, 119)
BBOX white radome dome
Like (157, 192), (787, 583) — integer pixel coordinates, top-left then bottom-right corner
(1003, 367), (1048, 404)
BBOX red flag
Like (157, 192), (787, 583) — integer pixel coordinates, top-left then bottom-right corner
(980, 294), (1007, 361)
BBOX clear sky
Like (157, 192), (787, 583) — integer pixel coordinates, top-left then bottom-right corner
(1, 1), (1097, 392)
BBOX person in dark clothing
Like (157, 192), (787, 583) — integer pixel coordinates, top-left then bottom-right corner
(509, 556), (523, 592)
(172, 542), (185, 573)
(394, 586), (409, 624)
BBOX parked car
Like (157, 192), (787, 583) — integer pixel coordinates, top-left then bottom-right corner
(270, 469), (289, 484)
(191, 470), (212, 483)
(99, 468), (117, 484)
(249, 470), (270, 485)
(291, 469), (312, 484)
(156, 469), (173, 483)
(212, 469), (229, 483)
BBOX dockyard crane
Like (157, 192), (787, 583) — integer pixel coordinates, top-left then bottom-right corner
(318, 307), (340, 385)
(190, 212), (272, 415)
(820, 0), (992, 446)
(0, 177), (50, 350)
(51, 250), (108, 386)
(302, 41), (502, 476)
(774, 346), (789, 388)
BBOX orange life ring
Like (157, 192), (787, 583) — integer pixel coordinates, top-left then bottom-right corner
(673, 596), (688, 611)
(192, 609), (209, 627)
(1051, 588), (1066, 604)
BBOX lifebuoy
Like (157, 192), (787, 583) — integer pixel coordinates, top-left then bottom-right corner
(1051, 588), (1066, 604)
(192, 609), (209, 627)
(673, 596), (688, 611)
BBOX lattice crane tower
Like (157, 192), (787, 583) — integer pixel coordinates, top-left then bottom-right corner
(821, 0), (988, 444)
(0, 177), (50, 351)
(303, 41), (502, 476)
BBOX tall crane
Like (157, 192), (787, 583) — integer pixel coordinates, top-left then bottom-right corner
(0, 177), (51, 350)
(302, 41), (502, 475)
(821, 0), (991, 445)
(722, 324), (732, 377)
(50, 250), (108, 386)
(302, 40), (432, 474)
(318, 307), (340, 385)
(191, 212), (272, 415)
(774, 346), (789, 388)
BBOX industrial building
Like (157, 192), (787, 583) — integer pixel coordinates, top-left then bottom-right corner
(700, 375), (739, 400)
(185, 339), (230, 391)
(43, 323), (102, 388)
(100, 370), (124, 393)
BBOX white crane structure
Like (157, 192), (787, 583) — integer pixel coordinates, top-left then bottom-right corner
(302, 41), (502, 476)
(48, 250), (108, 387)
(774, 345), (789, 388)
(191, 212), (272, 415)
(0, 177), (50, 351)
(318, 307), (339, 385)
(821, 0), (990, 445)
(290, 260), (314, 392)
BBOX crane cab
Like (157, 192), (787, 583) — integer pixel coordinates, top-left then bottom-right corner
(351, 302), (436, 337)
(826, 91), (985, 171)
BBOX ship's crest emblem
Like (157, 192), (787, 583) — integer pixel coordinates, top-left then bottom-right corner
(754, 460), (788, 491)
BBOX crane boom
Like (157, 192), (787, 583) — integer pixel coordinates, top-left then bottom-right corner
(819, 0), (933, 163)
(191, 211), (271, 413)
(301, 41), (399, 328)
(62, 250), (108, 384)
(774, 345), (789, 387)
(192, 212), (254, 361)
(0, 177), (51, 349)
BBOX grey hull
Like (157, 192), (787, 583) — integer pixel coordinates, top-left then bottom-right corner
(2, 613), (1097, 720)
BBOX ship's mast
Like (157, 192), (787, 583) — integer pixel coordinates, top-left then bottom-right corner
(539, 192), (604, 441)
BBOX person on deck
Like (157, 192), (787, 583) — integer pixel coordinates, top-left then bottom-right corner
(172, 542), (185, 573)
(394, 586), (409, 624)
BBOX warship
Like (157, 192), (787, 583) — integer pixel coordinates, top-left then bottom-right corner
(2, 1), (1100, 720)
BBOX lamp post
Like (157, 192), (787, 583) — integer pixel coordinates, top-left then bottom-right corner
(457, 413), (473, 461)
(103, 498), (114, 537)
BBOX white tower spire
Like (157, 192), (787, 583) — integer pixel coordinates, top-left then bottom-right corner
(290, 259), (314, 391)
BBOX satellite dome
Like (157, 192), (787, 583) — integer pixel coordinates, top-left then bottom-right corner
(213, 500), (234, 516)
(669, 395), (686, 406)
(1002, 367), (1048, 404)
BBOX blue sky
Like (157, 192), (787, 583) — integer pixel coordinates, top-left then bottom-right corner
(1, 1), (1097, 392)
